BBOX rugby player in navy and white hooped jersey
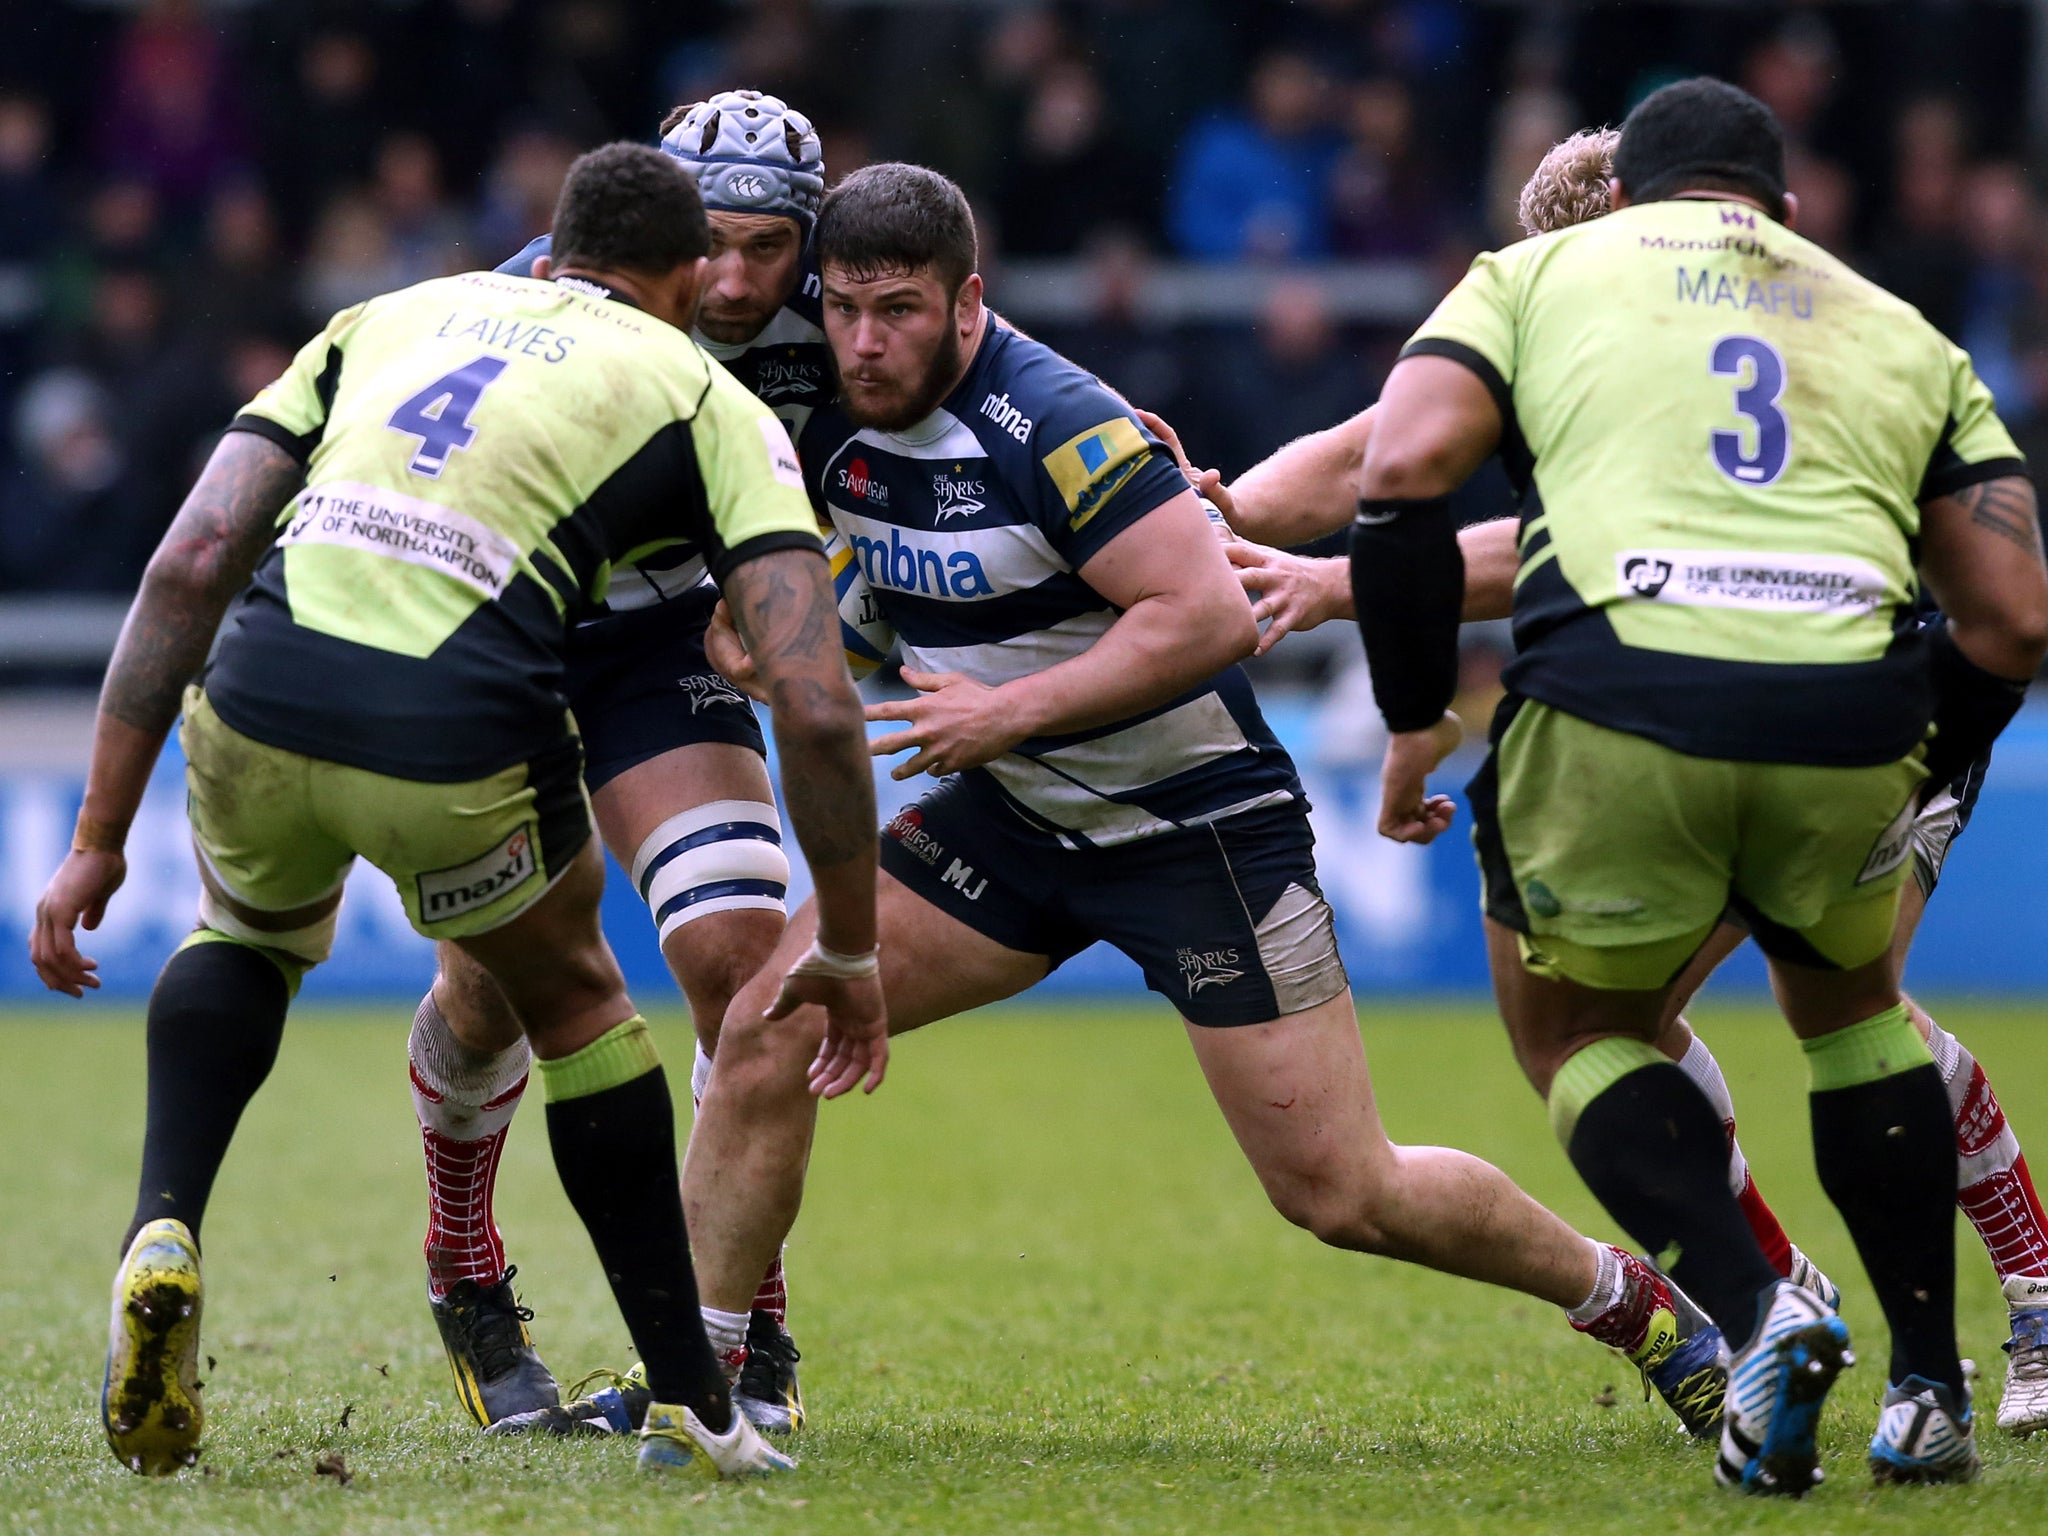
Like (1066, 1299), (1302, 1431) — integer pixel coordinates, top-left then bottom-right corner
(685, 165), (1725, 1423)
(407, 92), (825, 1436)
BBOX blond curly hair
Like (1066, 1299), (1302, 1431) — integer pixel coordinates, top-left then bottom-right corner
(1517, 128), (1620, 237)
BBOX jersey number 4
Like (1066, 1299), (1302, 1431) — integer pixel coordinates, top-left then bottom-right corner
(388, 355), (509, 478)
(1709, 335), (1789, 486)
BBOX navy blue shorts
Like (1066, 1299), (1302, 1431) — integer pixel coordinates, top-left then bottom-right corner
(563, 588), (765, 793)
(878, 778), (1348, 1026)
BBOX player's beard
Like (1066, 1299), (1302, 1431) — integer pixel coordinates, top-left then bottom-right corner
(835, 323), (964, 433)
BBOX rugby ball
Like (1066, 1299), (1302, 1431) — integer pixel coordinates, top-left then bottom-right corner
(823, 525), (896, 679)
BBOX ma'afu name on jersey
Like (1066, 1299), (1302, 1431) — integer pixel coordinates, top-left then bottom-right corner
(1639, 204), (1832, 318)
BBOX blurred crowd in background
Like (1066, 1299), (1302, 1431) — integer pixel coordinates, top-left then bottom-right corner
(0, 0), (2038, 607)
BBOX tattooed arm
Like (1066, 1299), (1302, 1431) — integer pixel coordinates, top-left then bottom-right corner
(722, 546), (877, 957)
(1921, 473), (2048, 680)
(31, 431), (304, 994)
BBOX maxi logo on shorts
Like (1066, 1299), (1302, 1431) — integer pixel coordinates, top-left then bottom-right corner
(418, 822), (540, 923)
(280, 480), (521, 601)
(1616, 549), (1887, 614)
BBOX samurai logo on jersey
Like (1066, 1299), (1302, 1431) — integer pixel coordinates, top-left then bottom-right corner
(418, 824), (539, 923)
(837, 458), (890, 506)
(1177, 946), (1244, 995)
(1617, 549), (1888, 614)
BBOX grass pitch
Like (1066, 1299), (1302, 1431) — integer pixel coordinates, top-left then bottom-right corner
(2, 998), (2045, 1534)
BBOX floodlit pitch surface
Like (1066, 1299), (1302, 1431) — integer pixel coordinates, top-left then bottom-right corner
(3, 1000), (2044, 1534)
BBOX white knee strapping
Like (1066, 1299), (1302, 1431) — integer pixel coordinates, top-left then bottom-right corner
(631, 799), (788, 943)
(692, 1040), (714, 1106)
(197, 888), (341, 966)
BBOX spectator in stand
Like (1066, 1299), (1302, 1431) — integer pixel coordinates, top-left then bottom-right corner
(299, 191), (405, 321)
(374, 132), (473, 285)
(97, 0), (247, 220)
(1957, 161), (2039, 419)
(0, 93), (57, 422)
(1329, 75), (1447, 259)
(1211, 278), (1364, 472)
(1784, 148), (1855, 259)
(1868, 96), (1972, 340)
(473, 126), (579, 266)
(189, 182), (298, 340)
(1038, 229), (1206, 451)
(1482, 88), (1574, 247)
(1168, 49), (1343, 261)
(994, 58), (1148, 257)
(0, 369), (136, 592)
(284, 29), (385, 234)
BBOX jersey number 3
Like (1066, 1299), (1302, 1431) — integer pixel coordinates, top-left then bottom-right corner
(1709, 335), (1789, 486)
(388, 355), (509, 478)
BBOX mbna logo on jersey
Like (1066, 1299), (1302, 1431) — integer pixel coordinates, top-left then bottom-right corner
(1622, 555), (1673, 598)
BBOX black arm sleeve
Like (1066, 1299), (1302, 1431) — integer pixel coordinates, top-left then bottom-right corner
(1920, 620), (2030, 795)
(1349, 496), (1465, 734)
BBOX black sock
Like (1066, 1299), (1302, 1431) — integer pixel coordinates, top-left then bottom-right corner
(125, 940), (291, 1253)
(1812, 1064), (1961, 1393)
(1567, 1063), (1783, 1345)
(544, 1066), (732, 1431)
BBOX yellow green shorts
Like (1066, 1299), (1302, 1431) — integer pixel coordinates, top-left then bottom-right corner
(1467, 697), (1925, 991)
(181, 686), (591, 946)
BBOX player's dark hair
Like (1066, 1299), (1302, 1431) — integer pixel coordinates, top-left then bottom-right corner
(550, 142), (709, 276)
(815, 162), (978, 295)
(1613, 77), (1789, 222)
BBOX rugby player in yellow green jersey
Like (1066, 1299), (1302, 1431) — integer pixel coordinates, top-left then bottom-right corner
(27, 143), (882, 1482)
(1347, 78), (2048, 1493)
(1208, 126), (2048, 1439)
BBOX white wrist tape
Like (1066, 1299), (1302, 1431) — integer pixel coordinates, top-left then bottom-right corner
(787, 939), (879, 980)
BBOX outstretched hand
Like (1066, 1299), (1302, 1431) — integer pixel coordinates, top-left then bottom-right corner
(30, 849), (127, 997)
(1226, 541), (1350, 655)
(765, 955), (888, 1098)
(865, 669), (1027, 780)
(1377, 713), (1465, 845)
(704, 599), (771, 704)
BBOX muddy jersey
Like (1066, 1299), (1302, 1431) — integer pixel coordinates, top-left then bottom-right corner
(800, 322), (1302, 848)
(1407, 197), (2023, 767)
(212, 270), (820, 780)
(498, 235), (830, 609)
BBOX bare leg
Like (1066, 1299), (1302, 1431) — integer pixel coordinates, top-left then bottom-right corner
(1186, 989), (1597, 1306)
(683, 871), (1047, 1314)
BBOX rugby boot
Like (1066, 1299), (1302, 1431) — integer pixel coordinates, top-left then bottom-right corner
(1575, 1250), (1727, 1439)
(430, 1266), (559, 1427)
(735, 1309), (805, 1435)
(1715, 1280), (1854, 1496)
(485, 1363), (650, 1437)
(1996, 1279), (2048, 1436)
(1869, 1374), (1980, 1484)
(103, 1219), (205, 1476)
(1785, 1245), (1843, 1312)
(639, 1400), (797, 1478)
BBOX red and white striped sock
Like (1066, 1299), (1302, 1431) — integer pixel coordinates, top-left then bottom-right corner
(409, 991), (531, 1299)
(1927, 1016), (2048, 1285)
(692, 1039), (789, 1329)
(1675, 1028), (1796, 1276)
